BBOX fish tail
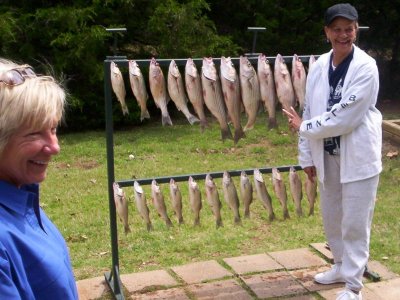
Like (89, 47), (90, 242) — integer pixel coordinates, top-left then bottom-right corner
(200, 118), (209, 132)
(166, 217), (173, 228)
(161, 113), (173, 126)
(221, 127), (233, 141)
(146, 222), (153, 231)
(122, 104), (129, 116)
(234, 215), (242, 225)
(308, 205), (315, 216)
(193, 217), (201, 226)
(124, 225), (131, 234)
(283, 210), (290, 220)
(267, 117), (278, 129)
(216, 218), (223, 228)
(178, 216), (184, 225)
(187, 113), (200, 125)
(141, 109), (150, 121)
(243, 121), (255, 131)
(296, 207), (303, 217)
(244, 207), (250, 218)
(234, 127), (245, 144)
(268, 212), (275, 222)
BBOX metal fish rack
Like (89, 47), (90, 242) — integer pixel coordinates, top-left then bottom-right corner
(103, 28), (319, 300)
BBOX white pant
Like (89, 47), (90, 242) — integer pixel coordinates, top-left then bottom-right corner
(319, 153), (379, 291)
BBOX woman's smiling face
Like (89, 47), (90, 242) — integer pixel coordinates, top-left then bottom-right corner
(0, 121), (60, 187)
(325, 17), (358, 59)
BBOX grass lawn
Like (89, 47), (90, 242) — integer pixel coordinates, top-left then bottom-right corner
(40, 110), (400, 281)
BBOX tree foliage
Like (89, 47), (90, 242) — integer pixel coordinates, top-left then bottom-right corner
(0, 0), (398, 131)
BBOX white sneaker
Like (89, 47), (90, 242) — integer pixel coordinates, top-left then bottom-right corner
(336, 289), (362, 300)
(314, 264), (345, 284)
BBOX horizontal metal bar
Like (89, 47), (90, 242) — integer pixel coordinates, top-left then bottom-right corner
(117, 165), (302, 187)
(105, 55), (318, 68)
(106, 28), (127, 33)
(247, 27), (266, 31)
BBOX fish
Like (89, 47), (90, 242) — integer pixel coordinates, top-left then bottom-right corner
(169, 178), (184, 224)
(167, 60), (200, 125)
(272, 167), (290, 219)
(288, 166), (303, 217)
(253, 169), (275, 221)
(149, 57), (173, 126)
(274, 54), (296, 112)
(220, 56), (245, 144)
(291, 54), (307, 114)
(188, 176), (202, 226)
(239, 55), (261, 131)
(304, 175), (317, 216)
(222, 171), (241, 225)
(151, 179), (173, 227)
(112, 182), (131, 234)
(185, 58), (209, 131)
(257, 53), (278, 129)
(128, 60), (150, 121)
(240, 171), (253, 218)
(201, 57), (233, 141)
(133, 181), (153, 231)
(308, 54), (316, 73)
(110, 62), (129, 115)
(204, 174), (223, 228)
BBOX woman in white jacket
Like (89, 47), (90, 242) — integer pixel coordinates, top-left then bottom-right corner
(283, 3), (381, 300)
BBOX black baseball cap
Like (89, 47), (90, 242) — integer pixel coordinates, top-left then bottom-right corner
(324, 3), (358, 25)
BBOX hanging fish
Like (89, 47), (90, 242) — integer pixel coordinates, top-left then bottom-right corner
(240, 55), (261, 131)
(133, 181), (153, 231)
(272, 167), (290, 220)
(291, 54), (307, 114)
(201, 57), (233, 141)
(167, 60), (200, 125)
(169, 178), (184, 225)
(151, 179), (173, 227)
(129, 60), (150, 121)
(240, 171), (253, 218)
(205, 174), (223, 228)
(305, 175), (318, 216)
(188, 176), (202, 226)
(149, 57), (173, 126)
(112, 182), (131, 234)
(253, 169), (275, 221)
(222, 171), (241, 225)
(220, 56), (245, 144)
(274, 54), (296, 112)
(110, 62), (129, 115)
(185, 58), (209, 131)
(289, 166), (303, 217)
(257, 53), (278, 129)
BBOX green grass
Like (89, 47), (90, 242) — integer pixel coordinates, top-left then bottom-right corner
(40, 112), (400, 281)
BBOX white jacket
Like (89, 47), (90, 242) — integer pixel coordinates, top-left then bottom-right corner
(299, 45), (382, 184)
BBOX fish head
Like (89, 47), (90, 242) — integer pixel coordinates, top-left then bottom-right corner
(110, 61), (122, 76)
(129, 60), (141, 76)
(169, 60), (181, 78)
(253, 169), (264, 182)
(185, 58), (198, 78)
(240, 170), (248, 179)
(222, 171), (231, 185)
(272, 168), (282, 180)
(220, 56), (236, 82)
(240, 55), (255, 78)
(134, 181), (143, 194)
(205, 174), (215, 187)
(202, 57), (217, 81)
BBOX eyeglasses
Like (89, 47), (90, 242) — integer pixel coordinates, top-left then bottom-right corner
(0, 65), (37, 86)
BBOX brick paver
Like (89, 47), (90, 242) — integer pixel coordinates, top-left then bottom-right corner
(223, 253), (283, 275)
(120, 270), (178, 294)
(188, 279), (253, 300)
(75, 244), (400, 299)
(269, 248), (328, 270)
(310, 242), (334, 263)
(240, 271), (308, 298)
(130, 287), (190, 300)
(171, 260), (232, 284)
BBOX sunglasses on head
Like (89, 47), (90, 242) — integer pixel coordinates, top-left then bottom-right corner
(0, 65), (37, 86)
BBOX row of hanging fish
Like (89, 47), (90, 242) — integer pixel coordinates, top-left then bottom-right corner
(110, 54), (317, 143)
(113, 167), (318, 233)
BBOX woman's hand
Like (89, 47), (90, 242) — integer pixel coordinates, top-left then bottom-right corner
(282, 106), (302, 131)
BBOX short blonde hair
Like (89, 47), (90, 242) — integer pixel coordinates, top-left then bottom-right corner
(0, 58), (66, 155)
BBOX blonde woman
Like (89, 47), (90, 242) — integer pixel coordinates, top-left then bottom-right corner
(0, 58), (78, 299)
